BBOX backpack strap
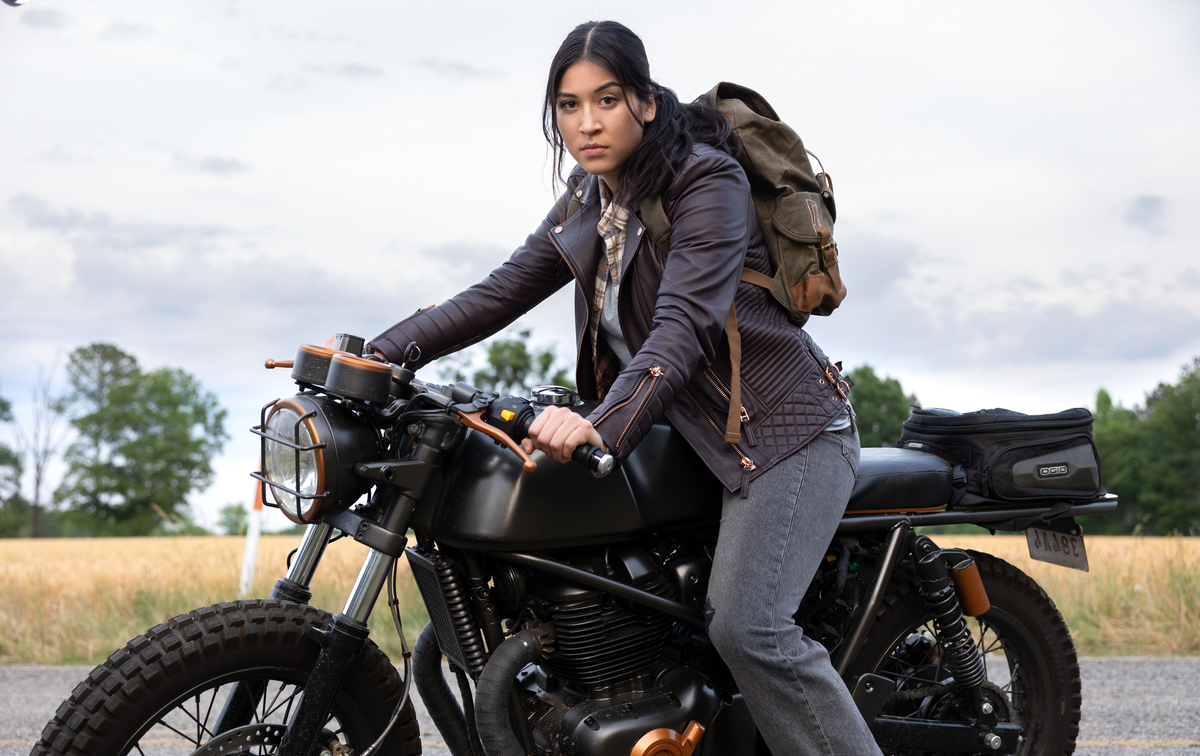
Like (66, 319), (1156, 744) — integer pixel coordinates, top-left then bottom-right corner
(642, 195), (774, 447)
(640, 194), (673, 253)
(723, 305), (743, 444)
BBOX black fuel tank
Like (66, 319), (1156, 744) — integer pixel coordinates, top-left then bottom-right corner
(414, 419), (722, 550)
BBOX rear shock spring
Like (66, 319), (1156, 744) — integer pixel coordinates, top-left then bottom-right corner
(915, 551), (986, 690)
(435, 553), (488, 677)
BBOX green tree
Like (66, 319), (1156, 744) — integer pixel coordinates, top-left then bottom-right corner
(1092, 359), (1200, 535)
(845, 364), (920, 448)
(57, 366), (228, 535)
(0, 391), (30, 537)
(440, 328), (574, 396)
(220, 503), (248, 536)
(62, 343), (139, 462)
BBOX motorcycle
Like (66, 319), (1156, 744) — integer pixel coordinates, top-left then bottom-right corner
(34, 335), (1117, 756)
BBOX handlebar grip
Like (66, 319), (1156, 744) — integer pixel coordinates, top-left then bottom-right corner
(572, 444), (615, 478)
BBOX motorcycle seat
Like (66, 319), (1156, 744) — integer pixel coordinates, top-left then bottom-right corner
(846, 448), (954, 514)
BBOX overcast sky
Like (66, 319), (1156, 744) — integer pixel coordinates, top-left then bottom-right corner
(2, 0), (1197, 532)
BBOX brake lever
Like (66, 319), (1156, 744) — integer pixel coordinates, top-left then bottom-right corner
(456, 409), (538, 473)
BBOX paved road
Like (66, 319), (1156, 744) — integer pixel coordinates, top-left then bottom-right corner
(3, 658), (1197, 755)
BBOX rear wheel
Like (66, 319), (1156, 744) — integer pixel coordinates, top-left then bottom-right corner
(33, 600), (421, 756)
(848, 551), (1081, 756)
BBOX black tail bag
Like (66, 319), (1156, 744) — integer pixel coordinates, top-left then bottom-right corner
(898, 407), (1103, 505)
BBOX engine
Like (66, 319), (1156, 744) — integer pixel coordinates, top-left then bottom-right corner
(512, 544), (723, 756)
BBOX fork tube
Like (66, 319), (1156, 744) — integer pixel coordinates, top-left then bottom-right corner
(267, 522), (333, 606)
(218, 522), (334, 736)
(287, 522), (333, 584)
(343, 548), (395, 623)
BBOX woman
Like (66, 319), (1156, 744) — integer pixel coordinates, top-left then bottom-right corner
(369, 20), (880, 756)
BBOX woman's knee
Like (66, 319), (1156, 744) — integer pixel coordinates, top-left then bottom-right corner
(705, 601), (772, 664)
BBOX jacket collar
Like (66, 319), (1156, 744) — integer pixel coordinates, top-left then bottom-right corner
(552, 173), (646, 286)
(552, 174), (602, 284)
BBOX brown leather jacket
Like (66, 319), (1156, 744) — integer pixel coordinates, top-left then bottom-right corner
(370, 145), (848, 495)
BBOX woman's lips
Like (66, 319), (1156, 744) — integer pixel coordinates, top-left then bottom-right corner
(582, 145), (607, 156)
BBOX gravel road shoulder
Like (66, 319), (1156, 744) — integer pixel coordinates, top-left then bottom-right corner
(2, 658), (1197, 756)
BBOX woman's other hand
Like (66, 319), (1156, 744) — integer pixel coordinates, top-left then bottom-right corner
(521, 405), (607, 464)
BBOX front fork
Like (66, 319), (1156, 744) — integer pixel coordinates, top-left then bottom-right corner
(212, 520), (400, 756)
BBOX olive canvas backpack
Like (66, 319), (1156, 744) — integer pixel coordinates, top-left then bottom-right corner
(642, 81), (847, 328)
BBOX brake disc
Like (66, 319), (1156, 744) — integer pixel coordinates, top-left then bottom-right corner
(188, 724), (286, 756)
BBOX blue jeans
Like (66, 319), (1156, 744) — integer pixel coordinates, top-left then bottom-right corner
(706, 428), (882, 755)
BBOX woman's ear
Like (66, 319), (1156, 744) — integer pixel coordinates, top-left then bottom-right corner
(642, 93), (656, 125)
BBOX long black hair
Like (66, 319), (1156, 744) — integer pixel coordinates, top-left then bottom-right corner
(542, 21), (740, 206)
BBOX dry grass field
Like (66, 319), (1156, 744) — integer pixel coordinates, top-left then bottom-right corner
(0, 535), (429, 665)
(932, 534), (1200, 656)
(1, 533), (1196, 665)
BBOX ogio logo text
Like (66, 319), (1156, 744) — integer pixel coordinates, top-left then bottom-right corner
(1038, 464), (1069, 478)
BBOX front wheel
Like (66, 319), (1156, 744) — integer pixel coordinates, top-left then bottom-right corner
(847, 551), (1081, 756)
(33, 600), (422, 756)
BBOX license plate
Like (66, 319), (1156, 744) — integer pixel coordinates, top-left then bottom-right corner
(1026, 527), (1089, 572)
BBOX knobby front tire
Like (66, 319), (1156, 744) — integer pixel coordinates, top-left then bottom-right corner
(848, 551), (1082, 756)
(33, 600), (421, 756)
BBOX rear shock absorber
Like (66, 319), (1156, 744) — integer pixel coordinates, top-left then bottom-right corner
(435, 553), (489, 677)
(913, 541), (987, 691)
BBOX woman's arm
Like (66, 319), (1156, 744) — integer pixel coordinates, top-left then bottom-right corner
(588, 148), (752, 457)
(369, 199), (576, 366)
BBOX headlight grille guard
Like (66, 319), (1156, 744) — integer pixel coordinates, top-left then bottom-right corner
(250, 397), (331, 524)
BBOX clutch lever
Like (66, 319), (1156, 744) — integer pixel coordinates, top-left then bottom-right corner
(456, 409), (538, 473)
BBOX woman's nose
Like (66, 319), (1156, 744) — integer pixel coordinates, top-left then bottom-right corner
(579, 107), (601, 134)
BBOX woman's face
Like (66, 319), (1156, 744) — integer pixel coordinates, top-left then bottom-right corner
(555, 60), (655, 192)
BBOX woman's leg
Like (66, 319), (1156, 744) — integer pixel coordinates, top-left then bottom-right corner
(705, 428), (881, 756)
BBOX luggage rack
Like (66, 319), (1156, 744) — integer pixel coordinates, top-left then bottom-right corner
(837, 494), (1118, 535)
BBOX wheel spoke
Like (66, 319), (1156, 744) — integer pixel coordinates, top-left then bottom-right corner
(154, 715), (202, 745)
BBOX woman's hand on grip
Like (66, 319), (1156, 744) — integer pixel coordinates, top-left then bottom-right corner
(521, 405), (607, 464)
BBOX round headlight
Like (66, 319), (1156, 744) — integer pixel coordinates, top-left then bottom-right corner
(262, 395), (382, 523)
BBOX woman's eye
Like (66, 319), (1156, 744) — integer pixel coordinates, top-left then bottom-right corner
(600, 95), (618, 106)
(558, 100), (576, 111)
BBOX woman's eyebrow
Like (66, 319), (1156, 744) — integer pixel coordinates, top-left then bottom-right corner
(556, 82), (621, 99)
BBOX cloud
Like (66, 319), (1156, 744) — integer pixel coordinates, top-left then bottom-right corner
(1125, 195), (1166, 234)
(175, 155), (251, 176)
(412, 58), (503, 81)
(100, 22), (153, 42)
(9, 195), (227, 252)
(267, 64), (387, 92)
(19, 8), (69, 30)
(1, 195), (508, 359)
(806, 225), (1200, 371)
(333, 64), (385, 79)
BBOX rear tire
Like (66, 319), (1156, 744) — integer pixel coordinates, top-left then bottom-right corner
(848, 551), (1081, 756)
(32, 600), (422, 756)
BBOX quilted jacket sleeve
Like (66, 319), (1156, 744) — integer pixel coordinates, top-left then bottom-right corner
(369, 197), (575, 367)
(588, 148), (751, 458)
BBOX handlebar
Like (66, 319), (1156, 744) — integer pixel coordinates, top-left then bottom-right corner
(406, 376), (615, 477)
(572, 444), (615, 477)
(266, 339), (615, 477)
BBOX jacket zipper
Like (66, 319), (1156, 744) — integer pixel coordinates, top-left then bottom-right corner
(593, 366), (665, 451)
(702, 369), (755, 446)
(632, 276), (652, 333)
(684, 387), (757, 497)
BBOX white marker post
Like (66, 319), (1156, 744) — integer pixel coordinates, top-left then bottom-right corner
(238, 479), (263, 598)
